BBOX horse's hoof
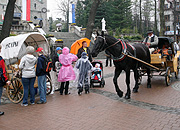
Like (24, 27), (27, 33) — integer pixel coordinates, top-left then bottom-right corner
(133, 88), (138, 93)
(147, 84), (151, 88)
(117, 91), (123, 98)
(125, 95), (131, 99)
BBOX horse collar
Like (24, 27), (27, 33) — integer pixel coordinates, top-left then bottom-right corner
(113, 40), (127, 61)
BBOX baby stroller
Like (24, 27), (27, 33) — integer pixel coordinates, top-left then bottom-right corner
(90, 61), (105, 88)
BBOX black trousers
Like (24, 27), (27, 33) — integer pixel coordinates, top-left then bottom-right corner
(106, 56), (112, 67)
(60, 81), (69, 94)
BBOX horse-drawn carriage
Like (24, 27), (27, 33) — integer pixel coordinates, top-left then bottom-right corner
(91, 32), (180, 99)
(138, 37), (180, 86)
(1, 32), (52, 103)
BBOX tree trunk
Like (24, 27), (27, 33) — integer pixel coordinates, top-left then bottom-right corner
(139, 0), (142, 34)
(85, 0), (100, 39)
(0, 0), (16, 43)
(173, 1), (177, 42)
(160, 0), (165, 36)
(154, 0), (158, 35)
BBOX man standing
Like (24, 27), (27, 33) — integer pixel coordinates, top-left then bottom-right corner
(36, 47), (47, 104)
(143, 30), (159, 53)
(77, 41), (92, 62)
(51, 47), (62, 93)
(105, 50), (112, 67)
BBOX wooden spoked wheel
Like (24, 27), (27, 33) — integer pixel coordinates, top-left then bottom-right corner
(46, 75), (52, 95)
(175, 61), (179, 79)
(6, 78), (24, 103)
(175, 67), (179, 79)
(165, 67), (171, 86)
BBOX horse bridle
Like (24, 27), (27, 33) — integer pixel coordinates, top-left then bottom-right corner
(96, 36), (120, 51)
(96, 36), (128, 61)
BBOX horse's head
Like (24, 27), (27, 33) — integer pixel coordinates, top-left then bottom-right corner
(92, 31), (106, 57)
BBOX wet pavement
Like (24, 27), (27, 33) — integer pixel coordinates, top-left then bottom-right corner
(0, 59), (180, 130)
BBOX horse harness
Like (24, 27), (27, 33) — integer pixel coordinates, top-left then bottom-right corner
(97, 36), (136, 61)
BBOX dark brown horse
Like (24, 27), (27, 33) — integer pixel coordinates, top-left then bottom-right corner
(91, 32), (151, 99)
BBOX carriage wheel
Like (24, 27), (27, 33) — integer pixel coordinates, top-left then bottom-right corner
(165, 67), (172, 86)
(175, 62), (179, 79)
(46, 75), (52, 95)
(6, 78), (24, 104)
(175, 68), (179, 79)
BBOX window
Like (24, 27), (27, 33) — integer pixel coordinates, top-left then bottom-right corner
(176, 2), (180, 10)
(165, 15), (170, 22)
(34, 3), (36, 9)
(164, 4), (168, 9)
(165, 26), (170, 31)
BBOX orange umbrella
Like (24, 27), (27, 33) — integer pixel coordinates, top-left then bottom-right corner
(70, 38), (91, 55)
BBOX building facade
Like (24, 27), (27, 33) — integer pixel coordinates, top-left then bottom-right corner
(164, 0), (180, 37)
(0, 0), (48, 32)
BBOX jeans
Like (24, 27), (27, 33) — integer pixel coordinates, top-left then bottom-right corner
(22, 77), (36, 104)
(38, 75), (47, 102)
(0, 87), (3, 104)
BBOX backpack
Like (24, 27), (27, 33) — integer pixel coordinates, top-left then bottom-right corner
(41, 55), (53, 73)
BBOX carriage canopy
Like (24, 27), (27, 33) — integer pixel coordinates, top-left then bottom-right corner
(0, 32), (49, 64)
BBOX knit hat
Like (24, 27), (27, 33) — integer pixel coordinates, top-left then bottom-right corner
(95, 63), (100, 68)
(56, 47), (62, 51)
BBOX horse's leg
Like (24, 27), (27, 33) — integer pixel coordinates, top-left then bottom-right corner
(113, 68), (123, 98)
(147, 68), (151, 88)
(125, 70), (131, 99)
(133, 69), (139, 93)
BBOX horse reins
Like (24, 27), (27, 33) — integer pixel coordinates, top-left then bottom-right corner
(97, 36), (136, 61)
(104, 40), (120, 50)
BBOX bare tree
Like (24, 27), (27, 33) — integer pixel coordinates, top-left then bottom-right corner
(56, 0), (69, 32)
(159, 0), (165, 36)
(139, 0), (142, 34)
(154, 0), (158, 35)
(0, 0), (16, 43)
(85, 0), (101, 39)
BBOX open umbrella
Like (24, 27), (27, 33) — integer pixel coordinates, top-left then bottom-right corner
(70, 38), (91, 55)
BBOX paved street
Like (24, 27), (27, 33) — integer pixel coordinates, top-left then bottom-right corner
(0, 59), (180, 130)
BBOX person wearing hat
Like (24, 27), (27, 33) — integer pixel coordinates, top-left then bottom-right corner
(36, 47), (47, 104)
(143, 30), (159, 53)
(76, 52), (93, 95)
(19, 46), (37, 106)
(51, 47), (62, 93)
(77, 41), (92, 62)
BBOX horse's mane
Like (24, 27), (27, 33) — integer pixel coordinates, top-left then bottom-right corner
(105, 34), (118, 42)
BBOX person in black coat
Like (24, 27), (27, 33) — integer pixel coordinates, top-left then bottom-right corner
(51, 47), (62, 93)
(52, 47), (62, 72)
(77, 41), (92, 62)
(105, 50), (112, 67)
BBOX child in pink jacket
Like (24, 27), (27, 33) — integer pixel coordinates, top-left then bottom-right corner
(58, 47), (78, 95)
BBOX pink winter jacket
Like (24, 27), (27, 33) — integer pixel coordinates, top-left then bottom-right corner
(58, 47), (78, 82)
